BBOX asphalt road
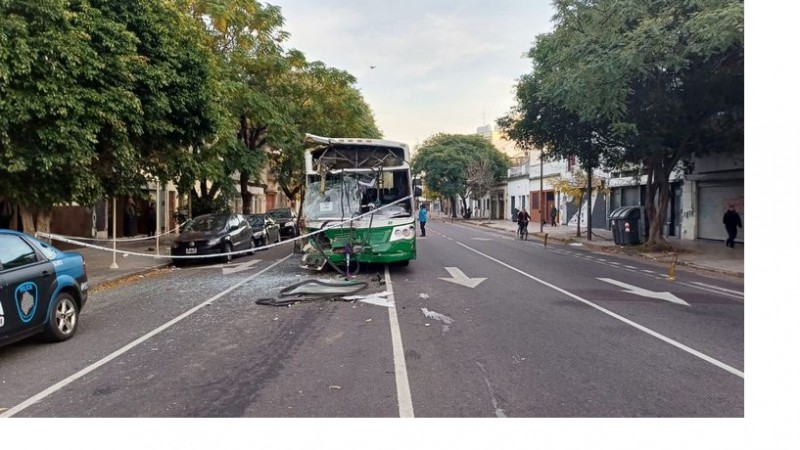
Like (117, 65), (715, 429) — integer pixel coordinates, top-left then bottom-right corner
(0, 220), (744, 417)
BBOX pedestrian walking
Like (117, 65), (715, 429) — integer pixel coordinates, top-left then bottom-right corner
(124, 198), (137, 237)
(550, 204), (558, 226)
(722, 204), (742, 248)
(418, 203), (428, 237)
(146, 202), (156, 237)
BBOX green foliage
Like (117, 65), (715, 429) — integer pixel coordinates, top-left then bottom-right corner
(1, 0), (139, 206)
(511, 0), (743, 243)
(179, 0), (381, 212)
(0, 0), (218, 212)
(411, 134), (510, 210)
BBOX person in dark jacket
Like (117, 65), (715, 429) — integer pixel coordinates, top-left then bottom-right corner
(517, 207), (531, 236)
(723, 204), (742, 248)
(550, 204), (558, 226)
(146, 202), (156, 237)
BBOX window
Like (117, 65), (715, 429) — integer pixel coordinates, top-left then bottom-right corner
(0, 235), (39, 270)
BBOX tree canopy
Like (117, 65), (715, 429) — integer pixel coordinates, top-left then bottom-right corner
(0, 0), (219, 231)
(411, 134), (510, 218)
(1, 0), (382, 229)
(504, 0), (743, 245)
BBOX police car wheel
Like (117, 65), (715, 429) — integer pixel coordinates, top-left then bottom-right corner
(43, 292), (79, 342)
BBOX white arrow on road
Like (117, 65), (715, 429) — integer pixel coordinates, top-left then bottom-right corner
(222, 259), (260, 275)
(439, 267), (486, 289)
(598, 278), (690, 306)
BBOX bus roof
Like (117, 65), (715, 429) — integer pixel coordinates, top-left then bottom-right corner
(304, 133), (409, 150)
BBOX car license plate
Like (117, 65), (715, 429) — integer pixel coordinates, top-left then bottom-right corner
(185, 248), (197, 254)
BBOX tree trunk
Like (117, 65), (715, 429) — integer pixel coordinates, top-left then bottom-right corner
(450, 196), (458, 218)
(643, 147), (682, 248)
(18, 205), (52, 236)
(240, 171), (253, 214)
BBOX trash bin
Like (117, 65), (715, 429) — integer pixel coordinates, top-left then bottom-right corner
(609, 206), (642, 245)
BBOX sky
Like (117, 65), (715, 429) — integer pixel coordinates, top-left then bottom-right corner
(275, 0), (555, 149)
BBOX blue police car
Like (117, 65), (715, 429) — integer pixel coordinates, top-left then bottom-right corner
(0, 229), (89, 346)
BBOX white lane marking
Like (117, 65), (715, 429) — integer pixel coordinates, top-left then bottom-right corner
(456, 242), (744, 379)
(421, 308), (454, 333)
(342, 291), (393, 308)
(222, 259), (260, 275)
(689, 282), (744, 297)
(438, 267), (486, 289)
(598, 278), (691, 306)
(385, 266), (415, 418)
(642, 270), (655, 274)
(624, 265), (638, 269)
(677, 282), (744, 301)
(1, 254), (294, 418)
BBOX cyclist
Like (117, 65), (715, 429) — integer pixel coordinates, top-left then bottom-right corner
(517, 207), (531, 239)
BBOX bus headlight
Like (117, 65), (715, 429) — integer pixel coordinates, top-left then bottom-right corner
(389, 225), (415, 242)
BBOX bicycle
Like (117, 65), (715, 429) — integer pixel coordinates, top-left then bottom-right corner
(517, 222), (529, 241)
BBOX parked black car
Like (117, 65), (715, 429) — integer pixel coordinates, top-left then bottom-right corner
(245, 214), (280, 248)
(1, 229), (89, 346)
(170, 213), (253, 265)
(265, 208), (297, 238)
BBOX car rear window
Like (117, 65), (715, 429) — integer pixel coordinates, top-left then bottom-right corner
(267, 209), (293, 219)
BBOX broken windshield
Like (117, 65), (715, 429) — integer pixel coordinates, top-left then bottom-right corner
(304, 172), (412, 221)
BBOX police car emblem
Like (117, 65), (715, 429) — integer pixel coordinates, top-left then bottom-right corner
(15, 282), (38, 323)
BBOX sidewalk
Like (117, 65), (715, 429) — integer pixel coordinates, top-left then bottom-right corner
(443, 217), (744, 278)
(55, 234), (177, 290)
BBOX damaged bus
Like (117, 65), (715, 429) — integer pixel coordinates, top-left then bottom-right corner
(301, 133), (418, 270)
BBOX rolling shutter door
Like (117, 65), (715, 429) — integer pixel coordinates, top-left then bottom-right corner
(697, 182), (744, 242)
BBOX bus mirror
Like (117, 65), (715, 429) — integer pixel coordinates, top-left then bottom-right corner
(413, 186), (422, 197)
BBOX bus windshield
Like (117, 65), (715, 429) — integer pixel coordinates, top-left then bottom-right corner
(304, 172), (412, 221)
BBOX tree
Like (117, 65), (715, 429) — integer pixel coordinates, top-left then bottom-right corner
(179, 1), (381, 215)
(528, 0), (743, 246)
(498, 73), (626, 240)
(178, 0), (291, 214)
(465, 158), (496, 208)
(411, 134), (510, 218)
(551, 170), (608, 239)
(267, 60), (382, 212)
(0, 0), (217, 233)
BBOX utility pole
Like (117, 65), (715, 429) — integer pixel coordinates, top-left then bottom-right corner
(110, 197), (119, 269)
(539, 149), (544, 233)
(587, 168), (593, 241)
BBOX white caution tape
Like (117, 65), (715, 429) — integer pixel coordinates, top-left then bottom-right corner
(36, 196), (414, 260)
(43, 221), (190, 243)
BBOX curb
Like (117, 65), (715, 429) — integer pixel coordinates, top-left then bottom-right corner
(455, 220), (743, 278)
(90, 262), (173, 293)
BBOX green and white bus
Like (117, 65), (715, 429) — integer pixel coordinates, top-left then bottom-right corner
(301, 133), (417, 269)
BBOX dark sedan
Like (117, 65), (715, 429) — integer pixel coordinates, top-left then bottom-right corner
(1, 229), (89, 346)
(245, 214), (280, 249)
(265, 207), (297, 238)
(170, 213), (253, 265)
